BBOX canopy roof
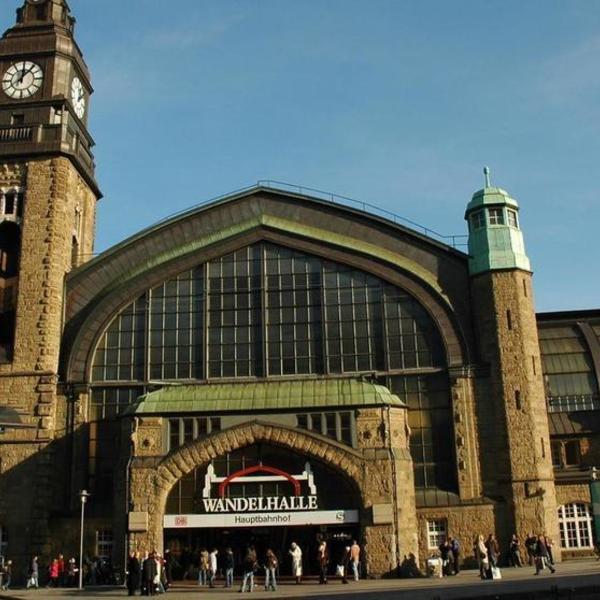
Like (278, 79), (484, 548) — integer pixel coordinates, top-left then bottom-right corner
(130, 378), (405, 416)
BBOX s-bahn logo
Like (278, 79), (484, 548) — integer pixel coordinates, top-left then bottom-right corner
(200, 462), (318, 513)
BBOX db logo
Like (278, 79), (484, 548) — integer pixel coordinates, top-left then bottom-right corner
(174, 516), (188, 527)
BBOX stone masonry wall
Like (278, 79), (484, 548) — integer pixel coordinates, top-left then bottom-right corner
(0, 158), (98, 579)
(470, 270), (561, 559)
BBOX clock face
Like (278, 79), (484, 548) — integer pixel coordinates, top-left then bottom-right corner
(2, 61), (43, 99)
(71, 76), (86, 119)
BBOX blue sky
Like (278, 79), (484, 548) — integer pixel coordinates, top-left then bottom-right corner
(16, 1), (600, 310)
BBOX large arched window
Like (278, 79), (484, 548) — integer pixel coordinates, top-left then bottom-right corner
(557, 502), (595, 549)
(91, 242), (446, 387)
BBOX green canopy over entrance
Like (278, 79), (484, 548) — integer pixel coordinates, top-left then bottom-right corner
(131, 378), (405, 415)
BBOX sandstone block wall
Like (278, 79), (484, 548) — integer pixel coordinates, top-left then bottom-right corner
(470, 270), (560, 559)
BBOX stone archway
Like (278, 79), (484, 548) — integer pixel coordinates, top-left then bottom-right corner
(128, 418), (415, 576)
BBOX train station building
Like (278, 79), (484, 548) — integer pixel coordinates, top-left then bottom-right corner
(1, 0), (599, 581)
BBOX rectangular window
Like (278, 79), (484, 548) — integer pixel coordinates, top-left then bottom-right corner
(470, 210), (485, 230)
(96, 530), (113, 560)
(11, 114), (24, 126)
(427, 519), (447, 549)
(507, 209), (519, 228)
(488, 207), (505, 225)
(551, 441), (562, 467)
(564, 440), (580, 466)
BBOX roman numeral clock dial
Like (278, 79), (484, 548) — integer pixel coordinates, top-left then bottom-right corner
(2, 61), (43, 99)
(71, 76), (86, 119)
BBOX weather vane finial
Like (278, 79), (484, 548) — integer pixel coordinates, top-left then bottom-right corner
(483, 166), (491, 188)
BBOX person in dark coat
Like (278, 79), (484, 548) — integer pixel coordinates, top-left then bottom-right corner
(126, 551), (141, 596)
(534, 535), (556, 575)
(142, 552), (158, 596)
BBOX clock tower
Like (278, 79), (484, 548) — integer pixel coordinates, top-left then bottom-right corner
(0, 0), (100, 564)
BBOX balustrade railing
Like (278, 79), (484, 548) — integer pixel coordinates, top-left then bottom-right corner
(547, 394), (600, 413)
(0, 126), (33, 142)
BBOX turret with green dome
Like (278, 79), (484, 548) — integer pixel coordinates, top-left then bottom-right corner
(465, 167), (530, 276)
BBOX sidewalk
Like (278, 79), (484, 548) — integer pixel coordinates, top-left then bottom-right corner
(1, 560), (599, 600)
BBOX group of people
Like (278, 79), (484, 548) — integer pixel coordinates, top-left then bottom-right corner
(125, 539), (362, 594)
(437, 537), (461, 576)
(474, 532), (557, 579)
(126, 551), (171, 596)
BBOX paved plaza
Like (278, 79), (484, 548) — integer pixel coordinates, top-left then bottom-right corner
(2, 560), (600, 600)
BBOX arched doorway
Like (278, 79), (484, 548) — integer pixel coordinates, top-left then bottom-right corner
(163, 442), (362, 580)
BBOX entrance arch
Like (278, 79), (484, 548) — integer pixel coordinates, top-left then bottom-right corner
(128, 420), (411, 576)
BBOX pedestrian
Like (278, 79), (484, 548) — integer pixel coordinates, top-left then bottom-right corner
(126, 551), (141, 596)
(239, 545), (257, 593)
(142, 551), (157, 596)
(474, 534), (488, 580)
(509, 534), (523, 567)
(289, 542), (302, 584)
(534, 535), (556, 575)
(449, 537), (461, 574)
(339, 546), (351, 584)
(525, 533), (537, 566)
(485, 534), (499, 569)
(27, 555), (39, 589)
(544, 535), (555, 565)
(49, 558), (60, 587)
(67, 558), (77, 587)
(208, 548), (218, 588)
(264, 548), (278, 591)
(350, 540), (360, 581)
(317, 540), (329, 584)
(438, 539), (453, 576)
(198, 548), (209, 586)
(57, 553), (66, 587)
(0, 559), (11, 590)
(224, 547), (234, 588)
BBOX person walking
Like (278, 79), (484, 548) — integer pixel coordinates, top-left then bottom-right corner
(27, 556), (39, 589)
(208, 548), (218, 588)
(474, 535), (488, 580)
(239, 546), (257, 593)
(142, 551), (157, 596)
(317, 540), (329, 584)
(350, 540), (360, 581)
(509, 534), (523, 567)
(264, 548), (278, 591)
(485, 534), (499, 569)
(438, 539), (453, 576)
(126, 551), (141, 596)
(0, 560), (11, 591)
(449, 537), (461, 574)
(535, 535), (556, 575)
(289, 542), (302, 584)
(49, 558), (60, 587)
(525, 533), (537, 566)
(544, 535), (555, 565)
(224, 547), (234, 588)
(198, 548), (209, 586)
(339, 546), (351, 584)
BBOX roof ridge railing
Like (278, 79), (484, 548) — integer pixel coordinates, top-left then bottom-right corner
(256, 180), (467, 248)
(101, 180), (468, 254)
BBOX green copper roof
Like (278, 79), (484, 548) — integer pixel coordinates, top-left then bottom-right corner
(130, 379), (405, 415)
(465, 187), (519, 217)
(465, 171), (531, 275)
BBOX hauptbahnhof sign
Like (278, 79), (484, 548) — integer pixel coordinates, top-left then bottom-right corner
(163, 462), (359, 528)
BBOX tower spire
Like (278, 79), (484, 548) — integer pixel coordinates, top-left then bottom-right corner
(483, 166), (491, 188)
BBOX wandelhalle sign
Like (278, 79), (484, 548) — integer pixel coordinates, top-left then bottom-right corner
(163, 462), (358, 528)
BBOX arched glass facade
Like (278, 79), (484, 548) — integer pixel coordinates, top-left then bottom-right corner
(89, 242), (456, 493)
